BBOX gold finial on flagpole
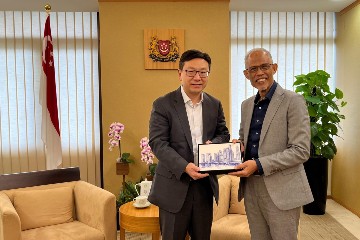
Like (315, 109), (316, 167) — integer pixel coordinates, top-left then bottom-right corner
(44, 4), (51, 14)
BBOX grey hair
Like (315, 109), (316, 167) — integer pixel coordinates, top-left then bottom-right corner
(244, 48), (273, 64)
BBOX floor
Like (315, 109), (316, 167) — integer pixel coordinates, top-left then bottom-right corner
(324, 199), (360, 239)
(118, 199), (360, 240)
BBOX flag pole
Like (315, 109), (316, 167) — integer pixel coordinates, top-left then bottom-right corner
(41, 3), (62, 169)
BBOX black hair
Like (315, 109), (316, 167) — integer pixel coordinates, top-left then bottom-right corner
(179, 49), (211, 71)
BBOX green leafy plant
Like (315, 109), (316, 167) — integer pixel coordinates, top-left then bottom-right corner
(148, 163), (157, 176)
(119, 152), (134, 164)
(116, 181), (139, 208)
(293, 70), (347, 160)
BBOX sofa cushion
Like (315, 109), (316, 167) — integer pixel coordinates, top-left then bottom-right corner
(3, 181), (77, 203)
(211, 214), (250, 240)
(213, 175), (232, 222)
(13, 187), (74, 230)
(21, 220), (104, 240)
(228, 176), (246, 215)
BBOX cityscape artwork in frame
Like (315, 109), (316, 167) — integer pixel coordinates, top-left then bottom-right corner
(197, 142), (243, 174)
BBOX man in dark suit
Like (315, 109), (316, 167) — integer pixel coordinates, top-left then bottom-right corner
(148, 49), (230, 240)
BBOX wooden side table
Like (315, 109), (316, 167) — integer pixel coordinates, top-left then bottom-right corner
(119, 201), (160, 240)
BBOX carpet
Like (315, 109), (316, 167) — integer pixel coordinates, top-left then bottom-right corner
(118, 232), (151, 240)
(117, 212), (358, 240)
(299, 212), (358, 240)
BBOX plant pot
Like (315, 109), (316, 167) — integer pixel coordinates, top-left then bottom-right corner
(303, 156), (328, 215)
(145, 173), (154, 181)
(116, 162), (129, 175)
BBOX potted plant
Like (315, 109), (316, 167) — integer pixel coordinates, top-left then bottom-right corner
(140, 137), (157, 181)
(293, 70), (347, 215)
(116, 181), (139, 229)
(116, 181), (140, 208)
(108, 122), (134, 175)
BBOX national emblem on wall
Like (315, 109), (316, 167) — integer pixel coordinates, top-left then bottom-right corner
(148, 36), (179, 62)
(144, 29), (184, 69)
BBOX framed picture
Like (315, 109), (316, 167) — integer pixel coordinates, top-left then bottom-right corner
(197, 142), (243, 174)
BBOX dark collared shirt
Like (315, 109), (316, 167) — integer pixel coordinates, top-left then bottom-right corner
(245, 81), (278, 175)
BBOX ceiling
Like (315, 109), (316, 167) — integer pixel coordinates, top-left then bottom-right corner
(231, 0), (355, 12)
(0, 0), (356, 12)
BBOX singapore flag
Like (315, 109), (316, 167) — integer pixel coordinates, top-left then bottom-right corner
(40, 15), (62, 169)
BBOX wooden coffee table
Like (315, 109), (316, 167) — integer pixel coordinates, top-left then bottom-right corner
(119, 201), (160, 240)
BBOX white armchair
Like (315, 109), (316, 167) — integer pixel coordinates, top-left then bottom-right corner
(0, 167), (117, 240)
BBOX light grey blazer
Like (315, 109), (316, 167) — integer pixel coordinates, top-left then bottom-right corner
(238, 84), (314, 210)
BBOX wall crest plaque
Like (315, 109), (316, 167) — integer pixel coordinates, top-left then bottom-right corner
(148, 36), (179, 62)
(144, 29), (184, 69)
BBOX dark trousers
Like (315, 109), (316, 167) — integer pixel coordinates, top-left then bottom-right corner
(159, 178), (213, 240)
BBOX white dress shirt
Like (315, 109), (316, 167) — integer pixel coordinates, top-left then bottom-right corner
(181, 86), (203, 165)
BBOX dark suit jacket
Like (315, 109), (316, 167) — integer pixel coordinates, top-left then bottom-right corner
(148, 87), (230, 213)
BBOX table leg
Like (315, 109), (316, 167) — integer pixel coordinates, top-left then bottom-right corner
(152, 231), (160, 240)
(119, 226), (126, 240)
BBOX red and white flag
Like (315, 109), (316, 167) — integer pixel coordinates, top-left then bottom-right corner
(40, 15), (62, 169)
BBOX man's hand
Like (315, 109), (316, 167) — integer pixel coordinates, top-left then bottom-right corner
(228, 160), (258, 177)
(232, 139), (245, 152)
(185, 163), (209, 180)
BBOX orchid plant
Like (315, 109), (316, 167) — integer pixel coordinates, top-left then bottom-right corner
(140, 137), (157, 176)
(108, 122), (134, 163)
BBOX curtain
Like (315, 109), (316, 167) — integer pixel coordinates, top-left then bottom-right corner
(230, 11), (335, 138)
(0, 11), (100, 186)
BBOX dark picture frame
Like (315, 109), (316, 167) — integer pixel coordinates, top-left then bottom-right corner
(197, 142), (243, 174)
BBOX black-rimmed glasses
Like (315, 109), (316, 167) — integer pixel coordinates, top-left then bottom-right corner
(183, 70), (210, 78)
(246, 63), (273, 73)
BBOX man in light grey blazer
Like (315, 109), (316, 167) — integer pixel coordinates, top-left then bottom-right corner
(148, 49), (230, 240)
(230, 48), (314, 240)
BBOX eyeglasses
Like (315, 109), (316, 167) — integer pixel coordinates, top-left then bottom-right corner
(183, 70), (210, 78)
(246, 63), (273, 73)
